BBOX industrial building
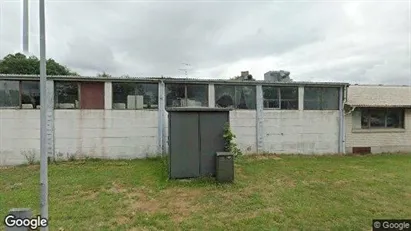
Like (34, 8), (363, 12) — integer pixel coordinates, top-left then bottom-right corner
(0, 74), (348, 166)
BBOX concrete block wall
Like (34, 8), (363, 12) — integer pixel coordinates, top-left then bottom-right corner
(0, 110), (158, 166)
(54, 110), (158, 159)
(230, 111), (257, 153)
(345, 109), (411, 153)
(263, 111), (340, 154)
(0, 110), (41, 166)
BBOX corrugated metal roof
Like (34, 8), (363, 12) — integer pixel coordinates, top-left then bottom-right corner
(346, 85), (411, 107)
(0, 74), (349, 87)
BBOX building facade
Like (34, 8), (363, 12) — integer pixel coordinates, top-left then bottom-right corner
(345, 84), (411, 154)
(0, 75), (347, 166)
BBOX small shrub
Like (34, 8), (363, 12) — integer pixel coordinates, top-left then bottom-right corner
(67, 153), (76, 162)
(21, 150), (37, 165)
(223, 123), (242, 157)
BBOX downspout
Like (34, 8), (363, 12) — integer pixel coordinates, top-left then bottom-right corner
(338, 86), (346, 154)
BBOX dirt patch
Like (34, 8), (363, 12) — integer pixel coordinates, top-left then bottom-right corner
(334, 180), (350, 186)
(65, 190), (99, 201)
(124, 187), (205, 223)
(275, 178), (296, 188)
(107, 181), (128, 194)
(248, 154), (282, 160)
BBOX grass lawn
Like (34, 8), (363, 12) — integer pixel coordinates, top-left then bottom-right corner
(1, 154), (411, 231)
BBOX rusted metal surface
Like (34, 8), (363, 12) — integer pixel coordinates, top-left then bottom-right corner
(80, 82), (105, 109)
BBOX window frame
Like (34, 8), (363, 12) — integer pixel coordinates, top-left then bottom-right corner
(360, 108), (405, 129)
(214, 84), (256, 110)
(0, 80), (44, 109)
(262, 86), (299, 110)
(112, 82), (159, 110)
(303, 87), (340, 110)
(54, 81), (81, 109)
(165, 83), (208, 107)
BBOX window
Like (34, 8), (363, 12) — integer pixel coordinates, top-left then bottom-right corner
(361, 108), (404, 129)
(166, 84), (208, 107)
(215, 85), (256, 109)
(112, 82), (158, 109)
(54, 82), (79, 109)
(304, 87), (339, 110)
(262, 86), (298, 110)
(21, 81), (40, 109)
(0, 80), (20, 108)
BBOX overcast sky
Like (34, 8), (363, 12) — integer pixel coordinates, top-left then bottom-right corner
(0, 0), (410, 84)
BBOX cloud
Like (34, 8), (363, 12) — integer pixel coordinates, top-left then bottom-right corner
(0, 0), (409, 84)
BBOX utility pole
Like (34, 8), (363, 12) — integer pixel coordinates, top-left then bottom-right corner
(23, 0), (29, 54)
(39, 0), (48, 230)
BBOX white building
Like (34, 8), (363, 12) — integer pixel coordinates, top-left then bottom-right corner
(0, 74), (348, 166)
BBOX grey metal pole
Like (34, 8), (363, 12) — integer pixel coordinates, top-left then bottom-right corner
(22, 0), (29, 53)
(39, 0), (48, 230)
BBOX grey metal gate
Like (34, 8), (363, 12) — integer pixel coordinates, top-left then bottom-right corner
(167, 108), (230, 179)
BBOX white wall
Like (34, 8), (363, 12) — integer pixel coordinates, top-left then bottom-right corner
(263, 111), (340, 154)
(0, 110), (41, 166)
(230, 111), (257, 153)
(0, 110), (159, 166)
(345, 109), (411, 153)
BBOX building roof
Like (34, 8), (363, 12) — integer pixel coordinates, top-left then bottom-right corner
(346, 84), (411, 108)
(0, 74), (349, 87)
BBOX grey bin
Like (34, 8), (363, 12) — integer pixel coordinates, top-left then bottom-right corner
(6, 208), (32, 231)
(216, 152), (234, 183)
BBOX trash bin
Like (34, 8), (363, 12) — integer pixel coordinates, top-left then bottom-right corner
(216, 152), (234, 183)
(6, 208), (32, 231)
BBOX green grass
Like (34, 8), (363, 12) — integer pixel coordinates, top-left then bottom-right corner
(1, 154), (411, 231)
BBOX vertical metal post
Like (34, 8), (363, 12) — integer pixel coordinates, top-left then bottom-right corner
(256, 85), (264, 153)
(23, 0), (29, 53)
(157, 81), (164, 155)
(39, 0), (48, 230)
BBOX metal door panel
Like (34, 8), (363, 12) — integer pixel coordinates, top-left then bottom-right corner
(169, 112), (200, 178)
(199, 112), (229, 176)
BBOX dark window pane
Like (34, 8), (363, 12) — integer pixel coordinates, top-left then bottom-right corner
(112, 82), (158, 109)
(0, 81), (20, 108)
(281, 100), (298, 110)
(304, 87), (339, 110)
(186, 84), (208, 107)
(215, 85), (235, 108)
(361, 109), (370, 128)
(141, 84), (158, 109)
(54, 82), (79, 109)
(280, 87), (298, 110)
(262, 87), (279, 109)
(369, 109), (386, 128)
(263, 87), (279, 99)
(387, 109), (404, 128)
(235, 86), (256, 109)
(264, 99), (279, 108)
(304, 87), (321, 110)
(21, 81), (40, 109)
(322, 87), (339, 110)
(304, 87), (321, 100)
(166, 83), (185, 107)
